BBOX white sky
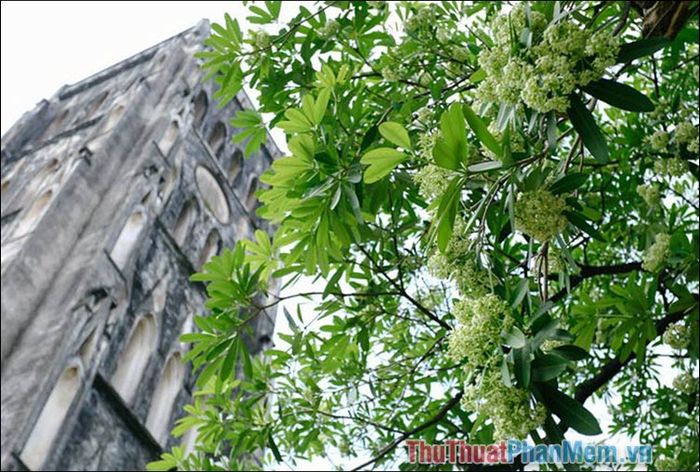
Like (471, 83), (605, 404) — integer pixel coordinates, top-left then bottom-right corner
(1, 1), (293, 135)
(0, 2), (675, 470)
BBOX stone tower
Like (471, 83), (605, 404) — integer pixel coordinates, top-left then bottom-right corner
(0, 20), (278, 471)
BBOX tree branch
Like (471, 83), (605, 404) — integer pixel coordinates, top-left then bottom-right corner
(545, 301), (698, 440)
(549, 261), (643, 303)
(357, 245), (452, 331)
(351, 391), (464, 471)
(574, 302), (697, 405)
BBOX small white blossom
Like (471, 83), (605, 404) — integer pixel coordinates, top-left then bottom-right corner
(463, 370), (547, 440)
(381, 65), (400, 82)
(414, 107), (433, 125)
(414, 163), (450, 199)
(478, 6), (619, 113)
(318, 19), (340, 39)
(636, 183), (661, 207)
(515, 190), (568, 241)
(654, 157), (688, 177)
(436, 28), (450, 44)
(663, 322), (690, 350)
(448, 294), (512, 370)
(250, 30), (271, 49)
(674, 121), (699, 154)
(642, 233), (671, 272)
(672, 372), (697, 395)
(655, 456), (680, 471)
(541, 339), (566, 353)
(419, 71), (432, 87)
(453, 46), (470, 62)
(675, 121), (698, 144)
(649, 130), (670, 151)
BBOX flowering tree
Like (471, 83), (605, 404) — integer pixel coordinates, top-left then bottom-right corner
(150, 2), (699, 470)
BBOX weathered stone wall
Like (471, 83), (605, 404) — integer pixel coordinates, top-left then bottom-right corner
(0, 20), (278, 471)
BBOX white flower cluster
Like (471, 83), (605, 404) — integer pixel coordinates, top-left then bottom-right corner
(404, 4), (437, 33)
(636, 183), (661, 207)
(447, 292), (546, 439)
(417, 130), (439, 159)
(427, 219), (491, 296)
(649, 130), (670, 151)
(675, 121), (699, 154)
(436, 27), (450, 44)
(642, 233), (671, 272)
(515, 190), (568, 241)
(463, 370), (547, 440)
(672, 372), (697, 395)
(663, 322), (691, 350)
(448, 295), (512, 367)
(381, 65), (400, 82)
(419, 71), (433, 87)
(453, 46), (470, 62)
(654, 157), (688, 177)
(655, 456), (679, 471)
(414, 163), (451, 199)
(250, 30), (271, 49)
(478, 6), (619, 113)
(318, 19), (340, 39)
(414, 107), (434, 126)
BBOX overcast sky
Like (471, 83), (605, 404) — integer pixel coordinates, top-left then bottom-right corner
(0, 1), (273, 135)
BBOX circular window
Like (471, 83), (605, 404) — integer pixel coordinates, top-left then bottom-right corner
(195, 166), (230, 223)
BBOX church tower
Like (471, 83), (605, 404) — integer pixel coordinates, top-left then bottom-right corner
(0, 20), (278, 470)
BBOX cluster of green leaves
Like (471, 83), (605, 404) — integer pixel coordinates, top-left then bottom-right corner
(150, 2), (699, 471)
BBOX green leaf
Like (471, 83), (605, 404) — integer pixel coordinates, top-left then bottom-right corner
(546, 111), (557, 153)
(617, 37), (670, 63)
(224, 13), (242, 43)
(378, 121), (411, 149)
(550, 345), (590, 361)
(240, 340), (253, 378)
(462, 103), (501, 158)
(503, 325), (527, 348)
(284, 306), (299, 333)
(196, 357), (221, 388)
(582, 79), (654, 112)
(268, 431), (283, 462)
(549, 173), (588, 195)
(146, 457), (177, 471)
(432, 177), (462, 252)
(312, 88), (331, 125)
(467, 160), (503, 173)
(433, 139), (458, 170)
(469, 68), (486, 83)
(220, 338), (239, 381)
(536, 382), (602, 435)
(564, 210), (605, 242)
(360, 148), (406, 183)
(279, 108), (313, 133)
(509, 278), (530, 308)
(288, 134), (315, 162)
(501, 355), (512, 387)
(513, 346), (531, 388)
(265, 0), (281, 20)
(532, 354), (569, 381)
(531, 316), (560, 348)
(433, 103), (468, 170)
(567, 93), (609, 164)
(230, 109), (262, 127)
